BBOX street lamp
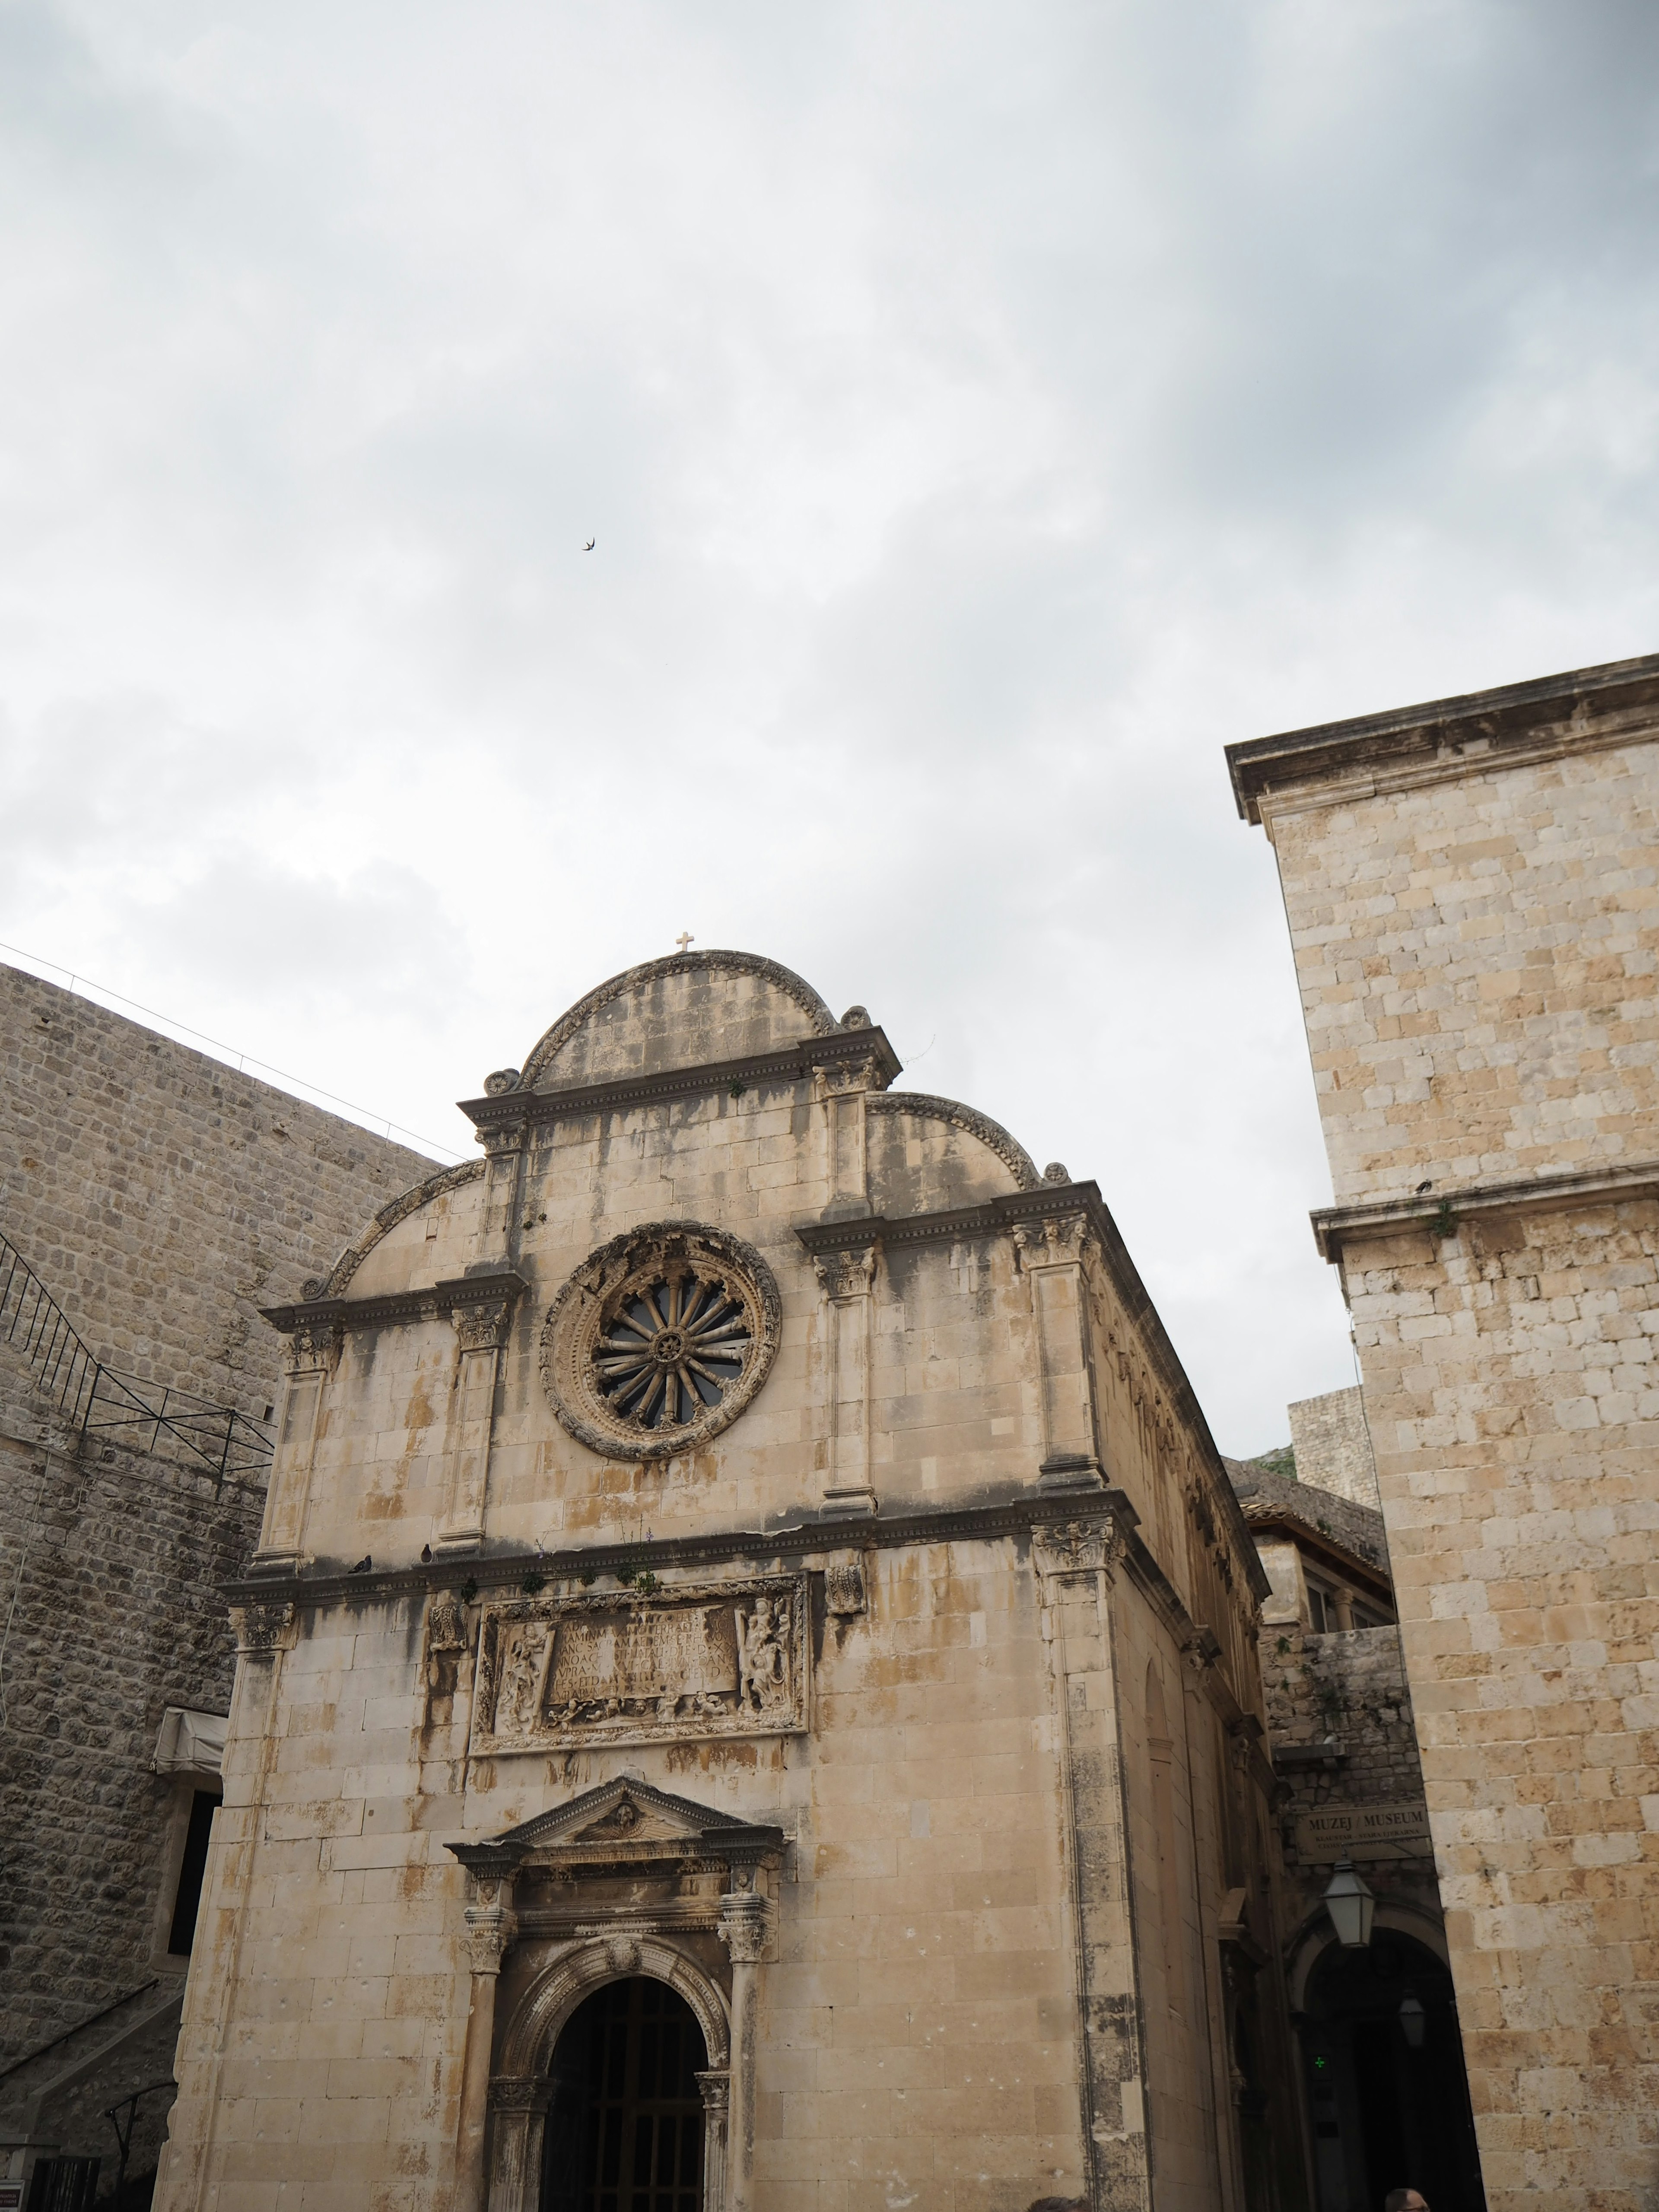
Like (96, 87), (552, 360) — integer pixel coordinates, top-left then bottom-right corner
(1322, 1858), (1376, 1949)
(1398, 1993), (1426, 2050)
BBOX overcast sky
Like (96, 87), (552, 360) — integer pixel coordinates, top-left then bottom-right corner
(4, 0), (1659, 1454)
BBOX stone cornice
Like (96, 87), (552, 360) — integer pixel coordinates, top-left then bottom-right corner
(1226, 651), (1659, 827)
(226, 1487), (1268, 1738)
(457, 1029), (903, 1138)
(260, 1268), (529, 1338)
(1311, 1157), (1659, 1263)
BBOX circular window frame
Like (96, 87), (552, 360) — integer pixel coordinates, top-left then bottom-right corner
(540, 1221), (782, 1462)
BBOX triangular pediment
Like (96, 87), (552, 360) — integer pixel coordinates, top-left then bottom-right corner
(455, 1777), (783, 1868)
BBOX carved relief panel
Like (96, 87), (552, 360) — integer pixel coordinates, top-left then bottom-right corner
(469, 1574), (808, 1754)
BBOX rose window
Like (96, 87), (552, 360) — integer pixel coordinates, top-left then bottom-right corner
(540, 1223), (781, 1461)
(592, 1273), (753, 1431)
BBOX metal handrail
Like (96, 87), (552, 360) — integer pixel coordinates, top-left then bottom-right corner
(0, 1229), (274, 1480)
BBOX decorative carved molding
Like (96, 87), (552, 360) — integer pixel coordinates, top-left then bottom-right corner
(824, 1552), (867, 1618)
(518, 950), (840, 1090)
(483, 1068), (522, 1096)
(696, 2070), (731, 2113)
(469, 1574), (810, 1754)
(1032, 1513), (1128, 1582)
(285, 1320), (341, 1375)
(230, 1599), (297, 1656)
(865, 1091), (1041, 1192)
(263, 1269), (527, 1344)
(1014, 1212), (1092, 1268)
(464, 1902), (517, 1975)
(817, 1052), (886, 1096)
(540, 1222), (781, 1462)
(424, 1586), (471, 1697)
(453, 1296), (515, 1355)
(717, 1889), (774, 1965)
(489, 2076), (553, 2113)
(812, 1244), (878, 1301)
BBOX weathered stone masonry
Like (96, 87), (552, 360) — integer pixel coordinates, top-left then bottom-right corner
(1229, 653), (1659, 2212)
(0, 960), (429, 2188)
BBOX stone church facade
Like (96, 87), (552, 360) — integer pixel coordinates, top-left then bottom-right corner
(156, 952), (1304, 2212)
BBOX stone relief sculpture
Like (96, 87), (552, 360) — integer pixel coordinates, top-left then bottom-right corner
(469, 1575), (808, 1753)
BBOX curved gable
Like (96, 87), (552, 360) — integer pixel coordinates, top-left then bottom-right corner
(518, 950), (837, 1093)
(321, 1158), (487, 1298)
(866, 1091), (1040, 1214)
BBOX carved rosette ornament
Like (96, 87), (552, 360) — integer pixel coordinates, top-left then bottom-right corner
(540, 1222), (781, 1461)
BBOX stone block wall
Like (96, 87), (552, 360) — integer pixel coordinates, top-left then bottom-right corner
(1230, 667), (1659, 2212)
(1287, 1389), (1380, 1512)
(0, 963), (435, 2188)
(0, 960), (433, 1430)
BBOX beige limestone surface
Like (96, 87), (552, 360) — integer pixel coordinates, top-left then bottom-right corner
(1230, 663), (1659, 2212)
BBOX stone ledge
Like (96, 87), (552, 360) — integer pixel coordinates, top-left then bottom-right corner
(1310, 1156), (1659, 1262)
(1226, 649), (1659, 825)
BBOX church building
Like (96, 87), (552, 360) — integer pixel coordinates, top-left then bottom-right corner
(154, 950), (1303, 2212)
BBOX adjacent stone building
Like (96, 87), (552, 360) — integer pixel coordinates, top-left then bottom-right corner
(0, 961), (429, 2195)
(155, 950), (1307, 2212)
(1228, 653), (1659, 2212)
(1229, 1417), (1484, 2212)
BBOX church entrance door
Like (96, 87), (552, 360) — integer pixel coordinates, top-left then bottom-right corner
(540, 1977), (707, 2212)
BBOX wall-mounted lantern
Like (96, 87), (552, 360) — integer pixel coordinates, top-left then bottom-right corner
(1322, 1857), (1376, 1949)
(1398, 1993), (1426, 2050)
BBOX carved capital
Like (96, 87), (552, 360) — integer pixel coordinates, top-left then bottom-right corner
(481, 1121), (526, 1157)
(696, 2069), (731, 2114)
(464, 1902), (517, 1974)
(818, 1052), (883, 1097)
(824, 1551), (867, 1618)
(453, 1296), (515, 1355)
(1016, 1211), (1092, 1268)
(230, 1600), (297, 1656)
(489, 2075), (553, 2113)
(813, 1244), (878, 1301)
(286, 1321), (341, 1376)
(717, 1890), (774, 1965)
(1032, 1511), (1128, 1582)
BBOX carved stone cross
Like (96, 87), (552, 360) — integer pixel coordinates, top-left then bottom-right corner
(676, 931), (694, 954)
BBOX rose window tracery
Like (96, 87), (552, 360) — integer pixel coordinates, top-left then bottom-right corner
(540, 1223), (780, 1460)
(592, 1271), (753, 1431)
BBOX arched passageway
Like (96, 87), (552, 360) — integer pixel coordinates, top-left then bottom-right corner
(540, 1977), (708, 2212)
(1300, 1931), (1485, 2212)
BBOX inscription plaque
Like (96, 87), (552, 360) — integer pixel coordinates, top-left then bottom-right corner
(470, 1573), (808, 1754)
(1293, 1802), (1434, 1862)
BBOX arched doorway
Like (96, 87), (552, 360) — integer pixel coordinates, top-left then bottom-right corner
(540, 1977), (708, 2212)
(1300, 1931), (1485, 2212)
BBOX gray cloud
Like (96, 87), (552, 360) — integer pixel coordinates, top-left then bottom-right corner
(3, 0), (1657, 1448)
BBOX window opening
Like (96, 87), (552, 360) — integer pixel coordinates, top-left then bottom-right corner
(167, 1789), (220, 1956)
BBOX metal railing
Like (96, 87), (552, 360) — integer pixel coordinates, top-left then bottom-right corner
(0, 1229), (274, 1480)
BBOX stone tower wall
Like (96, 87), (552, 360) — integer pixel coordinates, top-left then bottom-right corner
(0, 962), (432, 2091)
(1230, 661), (1659, 2212)
(1286, 1387), (1380, 1511)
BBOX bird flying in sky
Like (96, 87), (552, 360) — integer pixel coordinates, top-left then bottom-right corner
(583, 538), (595, 551)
